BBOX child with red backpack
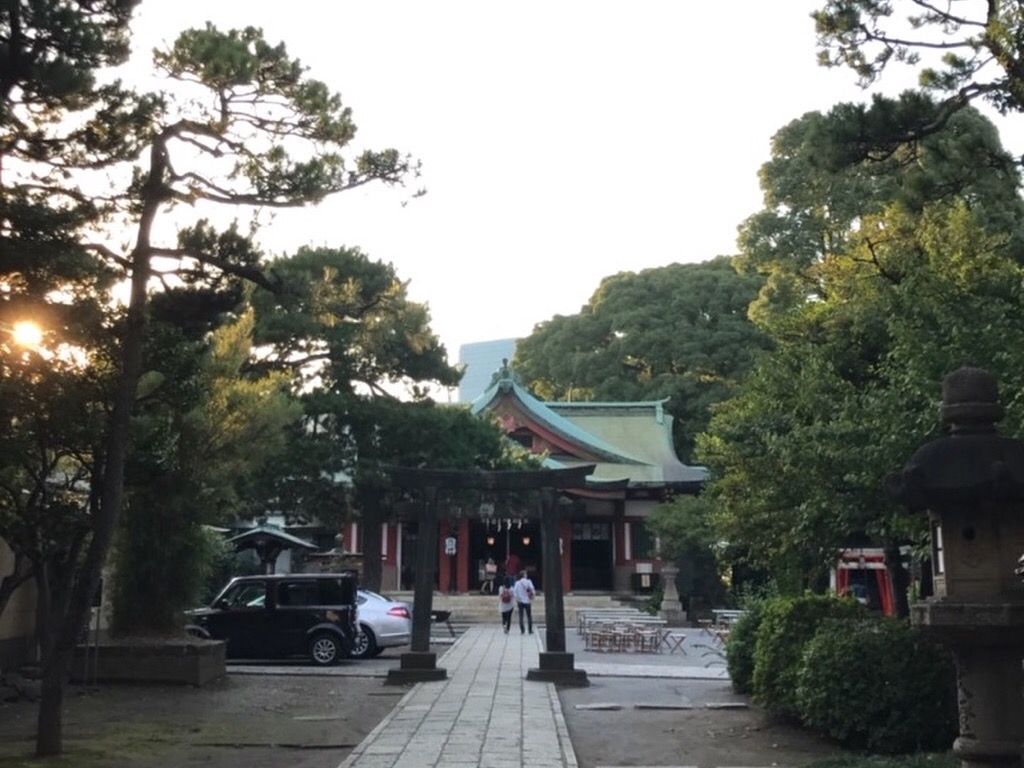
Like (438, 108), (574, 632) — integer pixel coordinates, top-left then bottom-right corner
(498, 576), (515, 633)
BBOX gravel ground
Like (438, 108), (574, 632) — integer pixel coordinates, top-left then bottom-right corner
(1, 636), (854, 768)
(0, 651), (416, 768)
(559, 676), (848, 768)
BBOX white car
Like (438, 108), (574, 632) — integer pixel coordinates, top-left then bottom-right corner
(352, 589), (412, 659)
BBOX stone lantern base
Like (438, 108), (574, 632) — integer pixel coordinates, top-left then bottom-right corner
(658, 565), (686, 626)
(914, 599), (1024, 768)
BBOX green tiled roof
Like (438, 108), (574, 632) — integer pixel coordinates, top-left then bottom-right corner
(471, 366), (645, 464)
(472, 362), (708, 488)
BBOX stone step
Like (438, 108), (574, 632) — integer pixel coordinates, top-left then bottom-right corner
(392, 592), (637, 624)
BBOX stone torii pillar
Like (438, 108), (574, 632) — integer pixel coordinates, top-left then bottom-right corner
(527, 487), (588, 685)
(390, 485), (445, 683)
(383, 465), (593, 686)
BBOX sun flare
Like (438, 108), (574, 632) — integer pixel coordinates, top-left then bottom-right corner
(11, 321), (42, 347)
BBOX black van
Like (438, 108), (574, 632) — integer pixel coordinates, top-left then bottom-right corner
(186, 573), (358, 665)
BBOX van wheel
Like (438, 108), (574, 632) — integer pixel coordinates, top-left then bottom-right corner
(352, 626), (377, 659)
(309, 632), (342, 666)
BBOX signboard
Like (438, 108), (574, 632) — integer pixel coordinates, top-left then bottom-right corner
(444, 536), (457, 556)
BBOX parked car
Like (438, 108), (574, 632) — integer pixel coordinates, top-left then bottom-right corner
(352, 589), (412, 659)
(186, 573), (358, 666)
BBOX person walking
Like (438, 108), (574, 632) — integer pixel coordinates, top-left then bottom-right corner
(498, 575), (515, 633)
(513, 570), (536, 634)
(504, 552), (520, 585)
(481, 557), (498, 594)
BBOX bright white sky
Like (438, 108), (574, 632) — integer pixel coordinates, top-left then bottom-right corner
(126, 1), (1024, 366)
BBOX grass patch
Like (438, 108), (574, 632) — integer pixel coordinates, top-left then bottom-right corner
(804, 753), (958, 768)
(0, 722), (180, 768)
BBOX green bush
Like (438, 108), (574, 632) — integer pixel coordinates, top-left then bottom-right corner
(195, 528), (260, 605)
(112, 512), (214, 635)
(796, 617), (957, 753)
(643, 582), (664, 615)
(804, 756), (956, 768)
(725, 598), (768, 694)
(724, 581), (780, 693)
(752, 594), (866, 720)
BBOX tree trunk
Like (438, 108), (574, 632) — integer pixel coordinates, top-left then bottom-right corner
(35, 140), (162, 756)
(35, 657), (66, 756)
(32, 560), (51, 665)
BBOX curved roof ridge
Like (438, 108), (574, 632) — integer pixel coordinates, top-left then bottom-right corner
(471, 367), (647, 465)
(549, 397), (671, 408)
(547, 397), (671, 425)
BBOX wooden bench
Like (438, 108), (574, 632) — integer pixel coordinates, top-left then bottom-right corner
(579, 614), (657, 627)
(581, 617), (668, 652)
(711, 609), (744, 627)
(576, 608), (647, 632)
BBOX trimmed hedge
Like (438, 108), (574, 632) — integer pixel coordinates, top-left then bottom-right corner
(751, 594), (867, 720)
(725, 598), (767, 694)
(796, 617), (957, 753)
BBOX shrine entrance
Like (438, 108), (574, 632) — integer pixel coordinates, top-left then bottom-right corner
(469, 519), (542, 590)
(569, 521), (614, 590)
(384, 465), (592, 687)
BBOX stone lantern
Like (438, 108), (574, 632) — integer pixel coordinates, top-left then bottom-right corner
(889, 367), (1024, 768)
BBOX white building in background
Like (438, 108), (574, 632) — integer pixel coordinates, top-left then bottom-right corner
(456, 338), (517, 403)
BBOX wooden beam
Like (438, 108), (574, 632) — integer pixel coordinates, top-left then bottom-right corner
(385, 465), (595, 491)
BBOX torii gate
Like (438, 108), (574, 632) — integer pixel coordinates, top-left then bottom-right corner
(384, 465), (592, 687)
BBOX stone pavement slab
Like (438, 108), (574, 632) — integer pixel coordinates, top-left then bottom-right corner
(337, 626), (578, 768)
(335, 623), (756, 768)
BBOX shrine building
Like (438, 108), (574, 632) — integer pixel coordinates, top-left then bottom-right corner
(339, 363), (708, 595)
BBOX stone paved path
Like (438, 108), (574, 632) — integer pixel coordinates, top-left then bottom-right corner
(338, 626), (576, 768)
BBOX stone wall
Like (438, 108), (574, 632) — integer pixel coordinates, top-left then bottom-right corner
(71, 639), (226, 686)
(0, 539), (35, 669)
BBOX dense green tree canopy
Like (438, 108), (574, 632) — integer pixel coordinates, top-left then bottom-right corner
(514, 257), (770, 461)
(814, 1), (1024, 135)
(251, 245), (456, 396)
(111, 310), (300, 634)
(738, 101), (1024, 325)
(245, 244), (533, 590)
(246, 245), (464, 524)
(649, 494), (728, 607)
(703, 97), (1024, 604)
